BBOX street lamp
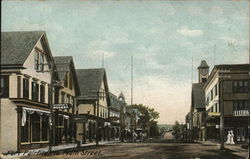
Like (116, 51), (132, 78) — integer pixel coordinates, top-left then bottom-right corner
(218, 69), (230, 151)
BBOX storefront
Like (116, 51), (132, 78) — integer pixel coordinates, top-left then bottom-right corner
(19, 107), (50, 150)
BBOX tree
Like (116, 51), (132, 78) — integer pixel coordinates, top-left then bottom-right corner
(128, 104), (160, 137)
(172, 121), (181, 140)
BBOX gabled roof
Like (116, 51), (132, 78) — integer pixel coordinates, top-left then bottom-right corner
(192, 83), (205, 109)
(1, 31), (45, 66)
(54, 56), (73, 81)
(54, 56), (80, 96)
(76, 68), (109, 100)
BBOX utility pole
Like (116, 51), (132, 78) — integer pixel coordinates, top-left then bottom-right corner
(96, 89), (100, 146)
(190, 56), (193, 142)
(248, 36), (250, 159)
(102, 51), (104, 68)
(49, 62), (54, 152)
(218, 70), (230, 151)
(219, 77), (225, 150)
(131, 56), (133, 106)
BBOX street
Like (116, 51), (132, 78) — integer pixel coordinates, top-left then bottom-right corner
(22, 140), (246, 159)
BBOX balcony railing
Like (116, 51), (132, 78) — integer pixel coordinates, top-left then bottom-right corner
(233, 110), (249, 116)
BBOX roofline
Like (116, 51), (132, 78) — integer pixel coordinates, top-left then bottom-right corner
(203, 63), (249, 89)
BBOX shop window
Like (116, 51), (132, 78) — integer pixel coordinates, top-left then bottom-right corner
(42, 115), (49, 141)
(31, 113), (41, 142)
(23, 78), (29, 99)
(0, 76), (9, 98)
(21, 113), (30, 143)
(40, 85), (45, 103)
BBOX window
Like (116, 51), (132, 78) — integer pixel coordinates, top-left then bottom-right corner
(0, 76), (9, 98)
(211, 89), (214, 100)
(23, 78), (29, 99)
(42, 115), (49, 141)
(69, 72), (72, 90)
(233, 101), (249, 111)
(215, 84), (218, 96)
(61, 92), (65, 103)
(64, 73), (68, 87)
(48, 85), (51, 104)
(233, 80), (249, 93)
(40, 85), (45, 103)
(202, 78), (207, 83)
(34, 51), (39, 70)
(31, 113), (41, 142)
(32, 82), (39, 101)
(21, 113), (30, 142)
(17, 76), (21, 98)
(34, 51), (44, 71)
(67, 94), (70, 103)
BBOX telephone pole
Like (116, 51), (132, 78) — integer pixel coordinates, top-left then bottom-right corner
(131, 56), (133, 106)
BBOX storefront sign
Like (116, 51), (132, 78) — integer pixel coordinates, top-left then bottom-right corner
(208, 112), (221, 116)
(53, 103), (71, 109)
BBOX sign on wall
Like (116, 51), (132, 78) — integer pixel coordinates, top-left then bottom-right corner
(53, 103), (71, 109)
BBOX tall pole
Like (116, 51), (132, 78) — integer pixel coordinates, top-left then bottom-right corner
(102, 52), (104, 68)
(190, 56), (193, 141)
(248, 22), (250, 158)
(131, 56), (133, 106)
(96, 90), (100, 146)
(49, 63), (54, 152)
(214, 44), (216, 67)
(220, 77), (225, 150)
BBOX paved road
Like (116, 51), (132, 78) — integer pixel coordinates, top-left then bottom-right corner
(22, 142), (246, 159)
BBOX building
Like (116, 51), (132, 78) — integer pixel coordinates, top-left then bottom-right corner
(53, 56), (80, 145)
(190, 60), (208, 141)
(75, 68), (111, 144)
(204, 64), (250, 143)
(108, 92), (121, 141)
(0, 31), (57, 152)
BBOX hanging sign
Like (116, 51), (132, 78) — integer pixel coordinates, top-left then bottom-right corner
(53, 103), (71, 109)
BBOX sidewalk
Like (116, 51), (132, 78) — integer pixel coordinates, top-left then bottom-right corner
(198, 140), (248, 158)
(1, 140), (120, 159)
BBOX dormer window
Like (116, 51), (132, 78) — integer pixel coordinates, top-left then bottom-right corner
(34, 51), (44, 72)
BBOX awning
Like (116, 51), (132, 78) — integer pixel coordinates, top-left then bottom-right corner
(22, 107), (50, 126)
(23, 107), (50, 115)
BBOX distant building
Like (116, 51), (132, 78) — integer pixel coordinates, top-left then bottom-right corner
(75, 68), (111, 143)
(108, 92), (121, 141)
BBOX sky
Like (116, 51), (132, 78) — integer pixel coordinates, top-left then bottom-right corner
(2, 0), (249, 124)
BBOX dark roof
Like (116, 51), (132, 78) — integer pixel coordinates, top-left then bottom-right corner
(76, 68), (108, 99)
(192, 83), (205, 109)
(1, 31), (44, 65)
(54, 56), (80, 96)
(54, 56), (73, 81)
(198, 60), (209, 69)
(214, 64), (249, 71)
